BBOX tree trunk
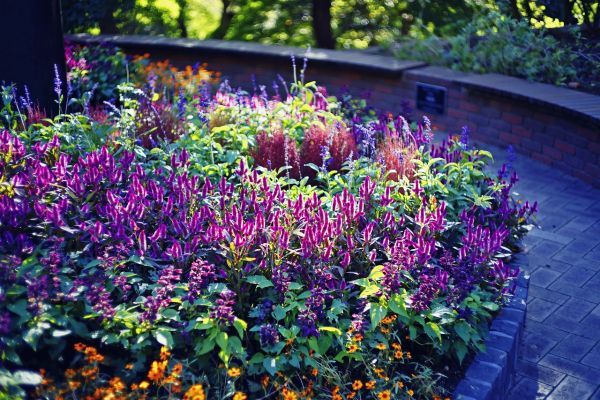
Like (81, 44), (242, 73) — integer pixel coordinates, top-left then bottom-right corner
(99, 2), (118, 34)
(211, 0), (234, 39)
(509, 0), (521, 20)
(312, 0), (335, 49)
(176, 0), (188, 38)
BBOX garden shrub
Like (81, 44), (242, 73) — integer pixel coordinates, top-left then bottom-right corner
(0, 44), (536, 399)
(389, 11), (585, 88)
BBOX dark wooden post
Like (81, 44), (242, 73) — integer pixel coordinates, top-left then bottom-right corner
(0, 0), (66, 116)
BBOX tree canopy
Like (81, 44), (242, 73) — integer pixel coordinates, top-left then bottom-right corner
(61, 0), (599, 48)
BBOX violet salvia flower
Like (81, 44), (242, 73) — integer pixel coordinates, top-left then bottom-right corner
(141, 266), (182, 322)
(53, 64), (62, 99)
(410, 274), (439, 313)
(297, 309), (319, 337)
(211, 289), (236, 325)
(459, 126), (469, 149)
(259, 323), (280, 347)
(186, 259), (217, 301)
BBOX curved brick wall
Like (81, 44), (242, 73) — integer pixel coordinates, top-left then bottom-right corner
(66, 34), (600, 186)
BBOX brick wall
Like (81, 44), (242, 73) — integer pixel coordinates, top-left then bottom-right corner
(68, 35), (600, 186)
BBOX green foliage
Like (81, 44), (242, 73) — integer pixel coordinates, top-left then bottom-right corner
(391, 11), (580, 86)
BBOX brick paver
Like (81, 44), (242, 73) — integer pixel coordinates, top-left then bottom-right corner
(486, 144), (600, 399)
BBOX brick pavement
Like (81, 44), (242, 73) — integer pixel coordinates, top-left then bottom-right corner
(485, 144), (600, 399)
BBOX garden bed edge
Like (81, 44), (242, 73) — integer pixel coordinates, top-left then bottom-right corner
(453, 254), (529, 400)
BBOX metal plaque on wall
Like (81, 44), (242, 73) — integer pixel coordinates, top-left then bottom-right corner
(416, 82), (447, 115)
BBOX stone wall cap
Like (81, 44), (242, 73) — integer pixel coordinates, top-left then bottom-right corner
(65, 34), (426, 76)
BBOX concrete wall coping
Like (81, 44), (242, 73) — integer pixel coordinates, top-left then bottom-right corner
(66, 33), (426, 76)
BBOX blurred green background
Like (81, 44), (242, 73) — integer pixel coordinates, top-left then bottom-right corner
(61, 0), (598, 49)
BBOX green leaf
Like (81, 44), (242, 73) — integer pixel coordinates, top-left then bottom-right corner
(233, 318), (247, 339)
(245, 275), (274, 288)
(196, 339), (215, 355)
(318, 326), (342, 336)
(482, 301), (500, 311)
(368, 265), (385, 280)
(388, 294), (409, 318)
(154, 329), (174, 348)
(359, 284), (380, 298)
(263, 357), (278, 375)
(273, 306), (286, 321)
(318, 334), (333, 354)
(370, 303), (387, 330)
(7, 300), (29, 318)
(13, 370), (42, 386)
(425, 322), (442, 343)
(409, 325), (417, 340)
(453, 321), (471, 343)
(161, 308), (178, 320)
(216, 331), (229, 350)
(249, 352), (265, 364)
(52, 329), (72, 338)
(454, 341), (468, 364)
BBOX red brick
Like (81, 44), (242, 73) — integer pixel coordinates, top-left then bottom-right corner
(577, 126), (599, 141)
(534, 111), (556, 125)
(512, 125), (532, 138)
(554, 139), (576, 155)
(543, 144), (563, 160)
(502, 112), (523, 125)
(489, 99), (511, 112)
(532, 153), (553, 165)
(521, 138), (542, 153)
(448, 108), (469, 120)
(448, 88), (467, 100)
(480, 106), (501, 118)
(499, 131), (522, 145)
(460, 101), (480, 113)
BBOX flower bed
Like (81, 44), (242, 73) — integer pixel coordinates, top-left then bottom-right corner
(0, 44), (535, 399)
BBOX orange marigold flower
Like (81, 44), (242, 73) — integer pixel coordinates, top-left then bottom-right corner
(65, 369), (76, 379)
(281, 387), (298, 400)
(147, 360), (167, 382)
(407, 389), (414, 396)
(375, 343), (387, 350)
(352, 380), (363, 390)
(68, 380), (81, 390)
(233, 392), (247, 400)
(311, 367), (319, 376)
(261, 375), (270, 388)
(396, 381), (404, 388)
(160, 346), (171, 361)
(139, 381), (150, 390)
(353, 334), (363, 342)
(172, 363), (183, 376)
(406, 351), (412, 359)
(74, 343), (86, 352)
(394, 350), (404, 359)
(377, 390), (391, 400)
(347, 391), (356, 399)
(365, 380), (376, 390)
(347, 344), (359, 353)
(125, 363), (134, 370)
(391, 342), (402, 350)
(379, 327), (390, 334)
(183, 384), (206, 400)
(227, 367), (242, 378)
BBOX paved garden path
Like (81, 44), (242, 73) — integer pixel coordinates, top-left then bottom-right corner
(483, 145), (600, 399)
